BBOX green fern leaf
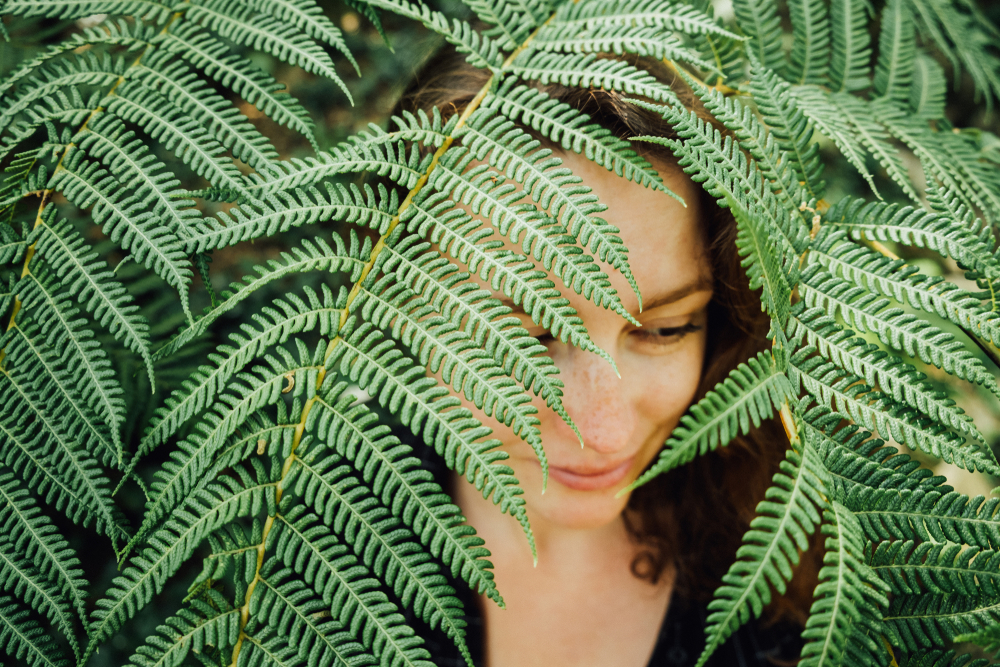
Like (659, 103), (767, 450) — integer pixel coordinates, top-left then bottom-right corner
(870, 540), (1000, 597)
(628, 352), (794, 489)
(0, 89), (98, 165)
(509, 52), (681, 105)
(829, 0), (872, 92)
(954, 626), (1000, 659)
(874, 0), (917, 104)
(266, 513), (435, 667)
(788, 0), (831, 85)
(697, 441), (829, 666)
(246, 0), (359, 73)
(127, 594), (241, 667)
(0, 470), (88, 624)
(2, 0), (171, 21)
(0, 594), (70, 667)
(908, 54), (947, 120)
(733, 0), (785, 74)
(551, 0), (742, 41)
(459, 0), (532, 48)
(185, 0), (351, 101)
(483, 81), (674, 195)
(788, 306), (981, 442)
(886, 593), (1000, 651)
(799, 501), (890, 667)
(529, 23), (713, 70)
(132, 50), (281, 172)
(328, 317), (535, 555)
(799, 265), (1000, 397)
(33, 215), (154, 383)
(161, 23), (317, 144)
(308, 386), (502, 606)
(901, 650), (991, 667)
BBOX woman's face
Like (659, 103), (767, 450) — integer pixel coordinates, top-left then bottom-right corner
(454, 151), (712, 531)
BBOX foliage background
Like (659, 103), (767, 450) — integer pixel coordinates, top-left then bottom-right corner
(1, 0), (1000, 663)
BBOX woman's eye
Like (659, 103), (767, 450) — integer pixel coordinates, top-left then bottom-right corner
(631, 323), (702, 344)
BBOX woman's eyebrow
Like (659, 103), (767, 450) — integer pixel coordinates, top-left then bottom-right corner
(636, 278), (713, 312)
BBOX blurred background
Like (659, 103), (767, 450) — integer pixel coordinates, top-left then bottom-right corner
(1, 0), (999, 662)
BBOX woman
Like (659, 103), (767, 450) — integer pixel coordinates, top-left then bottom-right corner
(395, 46), (814, 667)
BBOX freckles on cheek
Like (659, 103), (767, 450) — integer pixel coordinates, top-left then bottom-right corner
(637, 353), (705, 440)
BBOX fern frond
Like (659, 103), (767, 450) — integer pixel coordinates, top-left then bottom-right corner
(953, 627), (1000, 659)
(33, 215), (154, 383)
(932, 127), (1000, 227)
(788, 306), (980, 442)
(87, 459), (280, 660)
(874, 0), (916, 104)
(247, 0), (357, 70)
(799, 265), (1000, 396)
(328, 318), (534, 554)
(789, 351), (997, 475)
(829, 0), (872, 92)
(289, 434), (471, 662)
(16, 274), (125, 455)
(49, 153), (192, 312)
(426, 146), (632, 323)
(2, 0), (171, 21)
(551, 0), (743, 40)
(483, 81), (673, 196)
(456, 106), (642, 302)
(127, 594), (240, 667)
(509, 52), (681, 105)
(162, 23), (316, 143)
(157, 235), (367, 360)
(0, 594), (70, 667)
(185, 0), (349, 100)
(459, 0), (531, 48)
(748, 63), (826, 202)
(900, 650), (991, 667)
(697, 442), (829, 666)
(629, 352), (794, 489)
(529, 23), (713, 70)
(824, 198), (1000, 286)
(870, 541), (1000, 597)
(307, 386), (501, 605)
(908, 54), (947, 120)
(247, 564), (384, 666)
(788, 0), (831, 85)
(267, 512), (435, 667)
(0, 541), (79, 660)
(886, 593), (1000, 651)
(0, 89), (98, 164)
(844, 485), (1000, 549)
(733, 0), (784, 74)
(132, 50), (280, 172)
(0, 470), (88, 624)
(799, 501), (889, 667)
(792, 86), (878, 196)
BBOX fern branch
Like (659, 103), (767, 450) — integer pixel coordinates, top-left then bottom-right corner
(0, 594), (70, 667)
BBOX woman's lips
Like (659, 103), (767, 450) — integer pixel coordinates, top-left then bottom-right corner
(547, 458), (634, 491)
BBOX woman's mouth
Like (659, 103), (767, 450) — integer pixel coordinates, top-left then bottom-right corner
(547, 458), (635, 491)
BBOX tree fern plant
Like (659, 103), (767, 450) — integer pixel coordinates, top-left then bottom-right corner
(0, 0), (999, 666)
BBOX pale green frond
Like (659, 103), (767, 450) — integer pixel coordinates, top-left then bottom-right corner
(161, 23), (316, 143)
(2, 0), (171, 21)
(870, 541), (1000, 597)
(126, 595), (240, 667)
(829, 0), (872, 92)
(798, 265), (1000, 397)
(628, 352), (794, 490)
(247, 0), (358, 72)
(0, 595), (70, 667)
(697, 442), (830, 666)
(799, 502), (889, 667)
(459, 0), (531, 48)
(0, 469), (88, 625)
(265, 514), (435, 667)
(132, 50), (281, 172)
(874, 0), (917, 104)
(788, 0), (831, 85)
(551, 0), (743, 40)
(306, 386), (502, 606)
(733, 0), (784, 74)
(156, 235), (367, 360)
(328, 317), (534, 556)
(792, 86), (878, 196)
(789, 350), (998, 475)
(885, 593), (1000, 652)
(908, 54), (947, 120)
(932, 127), (1000, 227)
(482, 81), (675, 196)
(34, 214), (154, 383)
(529, 23), (714, 71)
(426, 145), (633, 323)
(0, 89), (98, 164)
(456, 106), (641, 302)
(185, 0), (350, 101)
(748, 63), (826, 201)
(788, 306), (981, 442)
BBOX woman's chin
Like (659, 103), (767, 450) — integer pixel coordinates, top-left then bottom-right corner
(525, 483), (632, 531)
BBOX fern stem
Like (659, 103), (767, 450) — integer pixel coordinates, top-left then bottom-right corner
(226, 12), (561, 667)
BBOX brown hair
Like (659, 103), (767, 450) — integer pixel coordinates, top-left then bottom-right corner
(395, 45), (818, 625)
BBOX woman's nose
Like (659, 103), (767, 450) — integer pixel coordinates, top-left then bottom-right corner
(556, 350), (637, 455)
